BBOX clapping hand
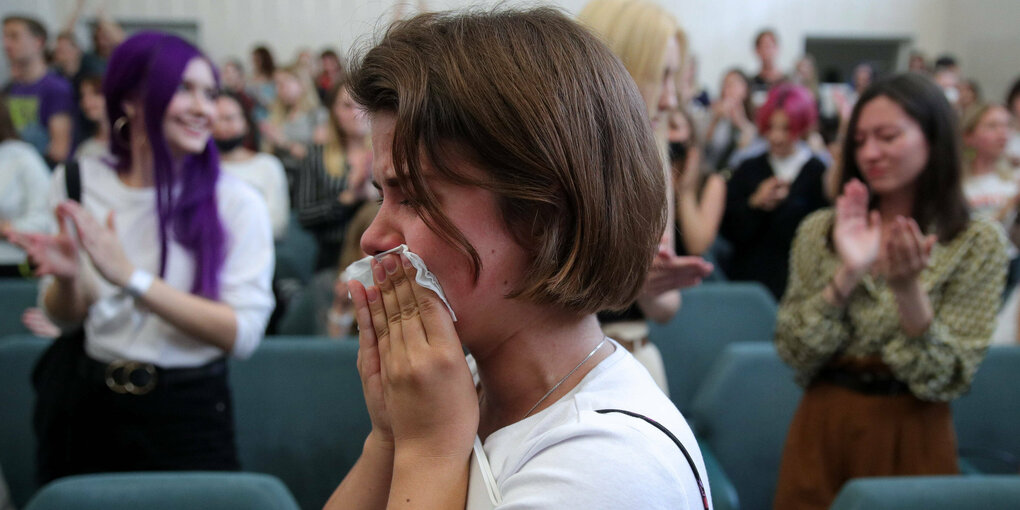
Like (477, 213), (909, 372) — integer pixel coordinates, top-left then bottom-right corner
(749, 177), (790, 211)
(833, 179), (881, 274)
(642, 245), (714, 296)
(876, 216), (935, 291)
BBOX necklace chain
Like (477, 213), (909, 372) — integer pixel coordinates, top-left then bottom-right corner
(523, 337), (608, 418)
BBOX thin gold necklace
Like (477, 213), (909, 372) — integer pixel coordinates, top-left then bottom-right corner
(523, 337), (608, 418)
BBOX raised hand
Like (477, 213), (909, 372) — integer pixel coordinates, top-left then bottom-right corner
(57, 201), (134, 287)
(348, 253), (477, 459)
(643, 246), (714, 296)
(833, 179), (881, 274)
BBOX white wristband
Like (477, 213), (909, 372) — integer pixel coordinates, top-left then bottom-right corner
(125, 269), (154, 298)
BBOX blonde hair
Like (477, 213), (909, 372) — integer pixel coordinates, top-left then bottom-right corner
(577, 0), (685, 119)
(962, 102), (1012, 180)
(267, 63), (321, 132)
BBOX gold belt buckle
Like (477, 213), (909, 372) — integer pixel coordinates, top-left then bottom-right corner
(105, 360), (158, 395)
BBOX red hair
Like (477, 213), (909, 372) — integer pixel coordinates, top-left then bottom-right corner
(756, 83), (817, 138)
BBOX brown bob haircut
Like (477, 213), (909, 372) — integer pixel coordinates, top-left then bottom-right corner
(348, 8), (666, 314)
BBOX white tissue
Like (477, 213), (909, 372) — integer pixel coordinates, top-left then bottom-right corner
(344, 244), (458, 322)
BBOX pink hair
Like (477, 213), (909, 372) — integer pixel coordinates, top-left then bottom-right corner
(756, 83), (817, 138)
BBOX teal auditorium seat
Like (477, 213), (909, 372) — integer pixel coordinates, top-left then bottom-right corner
(699, 439), (740, 510)
(230, 338), (370, 510)
(274, 215), (319, 285)
(829, 475), (1020, 510)
(0, 335), (49, 508)
(689, 343), (801, 510)
(952, 345), (1020, 473)
(648, 282), (777, 412)
(24, 472), (299, 510)
(0, 278), (40, 337)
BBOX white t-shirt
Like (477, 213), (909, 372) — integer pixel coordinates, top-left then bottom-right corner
(0, 140), (53, 264)
(964, 169), (1019, 220)
(768, 144), (813, 184)
(221, 153), (289, 240)
(42, 156), (275, 366)
(466, 339), (712, 509)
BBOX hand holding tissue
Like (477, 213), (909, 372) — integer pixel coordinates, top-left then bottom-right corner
(344, 244), (458, 321)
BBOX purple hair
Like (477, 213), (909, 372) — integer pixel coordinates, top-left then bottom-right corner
(103, 32), (226, 299)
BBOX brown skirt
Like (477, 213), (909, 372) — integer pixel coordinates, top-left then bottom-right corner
(772, 381), (958, 510)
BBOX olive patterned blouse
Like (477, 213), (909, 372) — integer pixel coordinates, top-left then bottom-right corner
(775, 209), (1007, 402)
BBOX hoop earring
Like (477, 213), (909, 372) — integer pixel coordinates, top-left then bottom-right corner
(113, 116), (130, 147)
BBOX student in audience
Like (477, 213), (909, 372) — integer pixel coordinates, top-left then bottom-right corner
(703, 68), (756, 171)
(71, 75), (109, 160)
(219, 58), (259, 149)
(1005, 77), (1020, 167)
(672, 107), (726, 258)
(248, 45), (277, 116)
(721, 83), (828, 299)
(957, 78), (982, 119)
(261, 63), (328, 172)
(750, 28), (785, 104)
(774, 73), (1007, 510)
(0, 95), (52, 277)
(579, 0), (713, 393)
(326, 9), (710, 509)
(214, 91), (289, 240)
(932, 55), (961, 107)
(293, 80), (374, 271)
(907, 50), (928, 74)
(962, 103), (1017, 223)
(8, 31), (275, 481)
(315, 49), (344, 103)
(53, 31), (104, 147)
(2, 15), (74, 166)
(793, 55), (819, 101)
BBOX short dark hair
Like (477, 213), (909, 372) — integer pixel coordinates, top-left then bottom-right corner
(251, 45), (276, 77)
(1005, 76), (1020, 111)
(933, 55), (957, 71)
(840, 73), (969, 243)
(3, 15), (48, 43)
(349, 8), (667, 314)
(754, 29), (777, 49)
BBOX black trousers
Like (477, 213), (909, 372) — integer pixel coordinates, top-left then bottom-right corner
(35, 332), (240, 484)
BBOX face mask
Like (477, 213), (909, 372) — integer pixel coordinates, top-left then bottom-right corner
(669, 141), (688, 164)
(214, 135), (245, 153)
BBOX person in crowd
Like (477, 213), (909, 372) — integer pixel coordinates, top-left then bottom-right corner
(61, 0), (123, 66)
(214, 91), (289, 240)
(703, 68), (756, 171)
(2, 15), (74, 166)
(325, 9), (711, 509)
(932, 55), (961, 107)
(750, 28), (785, 105)
(1005, 76), (1020, 166)
(579, 0), (713, 393)
(0, 95), (52, 277)
(248, 45), (277, 117)
(847, 63), (875, 105)
(293, 81), (373, 271)
(315, 49), (344, 103)
(774, 73), (1006, 510)
(793, 55), (819, 101)
(672, 107), (726, 258)
(957, 78), (982, 120)
(907, 50), (928, 74)
(8, 31), (275, 481)
(721, 83), (828, 299)
(71, 75), (109, 160)
(962, 103), (1016, 223)
(53, 31), (104, 147)
(261, 63), (328, 172)
(326, 199), (380, 339)
(219, 58), (259, 150)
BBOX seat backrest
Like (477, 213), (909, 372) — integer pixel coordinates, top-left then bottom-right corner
(952, 345), (1020, 473)
(689, 342), (801, 510)
(0, 278), (40, 337)
(829, 475), (1020, 510)
(0, 335), (50, 508)
(23, 472), (300, 510)
(648, 282), (777, 412)
(230, 338), (370, 510)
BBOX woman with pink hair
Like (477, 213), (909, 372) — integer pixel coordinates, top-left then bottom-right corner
(721, 83), (829, 298)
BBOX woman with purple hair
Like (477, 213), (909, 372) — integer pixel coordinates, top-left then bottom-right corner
(9, 32), (275, 480)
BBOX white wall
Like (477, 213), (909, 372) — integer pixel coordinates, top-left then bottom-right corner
(1, 0), (1015, 100)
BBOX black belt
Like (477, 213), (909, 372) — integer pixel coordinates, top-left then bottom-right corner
(815, 367), (910, 396)
(76, 354), (227, 396)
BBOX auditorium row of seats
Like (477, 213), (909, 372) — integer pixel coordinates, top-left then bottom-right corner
(1, 282), (1018, 509)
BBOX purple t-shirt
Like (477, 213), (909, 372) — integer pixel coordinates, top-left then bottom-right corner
(4, 71), (74, 157)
